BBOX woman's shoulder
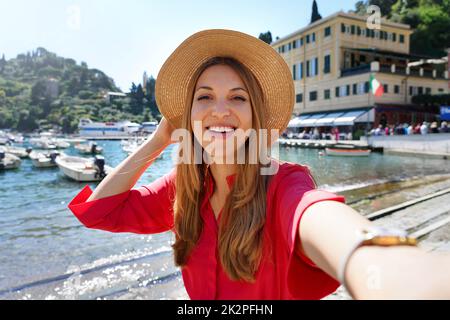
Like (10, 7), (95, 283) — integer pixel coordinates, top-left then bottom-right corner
(267, 159), (317, 190)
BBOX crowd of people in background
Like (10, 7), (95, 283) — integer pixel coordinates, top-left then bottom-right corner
(284, 126), (353, 141)
(370, 121), (449, 136)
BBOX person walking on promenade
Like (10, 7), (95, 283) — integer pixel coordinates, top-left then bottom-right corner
(68, 29), (450, 300)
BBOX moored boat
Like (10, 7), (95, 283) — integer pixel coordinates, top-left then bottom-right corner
(29, 150), (64, 168)
(4, 146), (32, 158)
(325, 148), (371, 157)
(55, 155), (113, 182)
(0, 148), (21, 170)
(75, 142), (103, 155)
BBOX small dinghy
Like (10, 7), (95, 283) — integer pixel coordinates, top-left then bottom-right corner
(29, 151), (64, 168)
(325, 148), (372, 157)
(55, 155), (113, 182)
(0, 148), (21, 170)
(75, 142), (103, 155)
(4, 146), (31, 158)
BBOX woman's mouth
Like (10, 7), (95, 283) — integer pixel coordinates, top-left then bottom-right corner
(206, 126), (237, 139)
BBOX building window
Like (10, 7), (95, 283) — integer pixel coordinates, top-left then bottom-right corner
(346, 85), (351, 96)
(288, 43), (292, 51)
(299, 62), (304, 79)
(438, 88), (444, 93)
(324, 89), (331, 100)
(393, 33), (397, 42)
(418, 87), (424, 95)
(309, 91), (318, 101)
(296, 94), (303, 103)
(300, 38), (304, 46)
(324, 26), (331, 37)
(306, 60), (310, 77)
(426, 87), (432, 94)
(306, 34), (310, 44)
(335, 87), (340, 98)
(364, 82), (370, 93)
(366, 28), (370, 38)
(324, 55), (331, 74)
(400, 34), (405, 43)
(293, 40), (297, 49)
(341, 23), (346, 33)
(384, 84), (389, 93)
(351, 25), (355, 35)
(353, 83), (358, 95)
(293, 64), (297, 80)
(394, 85), (400, 94)
(312, 32), (316, 42)
(358, 83), (365, 95)
(357, 26), (362, 36)
(314, 58), (319, 76)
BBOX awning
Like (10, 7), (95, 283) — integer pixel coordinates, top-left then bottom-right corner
(333, 110), (368, 126)
(288, 115), (311, 128)
(298, 113), (327, 127)
(314, 112), (345, 127)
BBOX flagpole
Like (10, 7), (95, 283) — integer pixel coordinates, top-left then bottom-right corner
(367, 72), (372, 138)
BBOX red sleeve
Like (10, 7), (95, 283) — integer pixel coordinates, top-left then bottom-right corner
(67, 169), (176, 234)
(276, 164), (345, 299)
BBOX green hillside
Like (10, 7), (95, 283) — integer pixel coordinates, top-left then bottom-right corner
(0, 48), (160, 133)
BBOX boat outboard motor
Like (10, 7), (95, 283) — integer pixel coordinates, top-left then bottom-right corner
(26, 147), (33, 154)
(90, 143), (97, 154)
(94, 155), (106, 179)
(0, 151), (5, 169)
(49, 152), (59, 164)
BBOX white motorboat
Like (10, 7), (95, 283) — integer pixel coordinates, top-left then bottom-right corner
(55, 155), (113, 182)
(0, 148), (21, 170)
(29, 150), (64, 168)
(325, 148), (372, 157)
(29, 138), (57, 150)
(75, 142), (103, 155)
(53, 139), (71, 149)
(4, 146), (31, 158)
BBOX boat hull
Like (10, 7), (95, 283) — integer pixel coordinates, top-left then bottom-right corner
(325, 148), (371, 157)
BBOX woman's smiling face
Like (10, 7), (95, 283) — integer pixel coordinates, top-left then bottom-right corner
(191, 64), (253, 162)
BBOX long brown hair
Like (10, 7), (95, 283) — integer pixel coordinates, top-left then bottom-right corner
(172, 57), (270, 283)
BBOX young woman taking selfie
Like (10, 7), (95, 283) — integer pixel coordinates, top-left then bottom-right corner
(68, 29), (450, 300)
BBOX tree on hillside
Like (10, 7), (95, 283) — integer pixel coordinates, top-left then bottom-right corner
(258, 31), (273, 44)
(311, 0), (322, 24)
(352, 0), (450, 57)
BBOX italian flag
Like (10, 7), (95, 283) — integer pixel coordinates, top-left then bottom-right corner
(369, 74), (384, 97)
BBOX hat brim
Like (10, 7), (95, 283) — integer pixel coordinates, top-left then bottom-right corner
(155, 29), (295, 134)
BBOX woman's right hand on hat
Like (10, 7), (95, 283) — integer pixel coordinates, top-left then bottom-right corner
(152, 117), (176, 147)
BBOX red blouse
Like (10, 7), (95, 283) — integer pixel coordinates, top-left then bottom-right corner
(68, 161), (345, 300)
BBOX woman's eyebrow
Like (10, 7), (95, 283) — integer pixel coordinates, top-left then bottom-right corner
(195, 86), (248, 93)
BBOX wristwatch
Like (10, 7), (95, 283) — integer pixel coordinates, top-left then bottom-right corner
(338, 226), (418, 294)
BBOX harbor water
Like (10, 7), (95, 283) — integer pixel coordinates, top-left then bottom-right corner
(0, 140), (449, 299)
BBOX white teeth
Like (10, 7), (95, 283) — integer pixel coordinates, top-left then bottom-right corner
(208, 126), (235, 133)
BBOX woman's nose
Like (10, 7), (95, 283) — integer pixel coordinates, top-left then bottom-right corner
(211, 99), (231, 118)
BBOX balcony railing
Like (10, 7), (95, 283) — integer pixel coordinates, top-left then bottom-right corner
(340, 64), (448, 80)
(340, 64), (370, 77)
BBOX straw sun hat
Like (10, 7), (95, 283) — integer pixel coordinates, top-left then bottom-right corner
(155, 29), (295, 134)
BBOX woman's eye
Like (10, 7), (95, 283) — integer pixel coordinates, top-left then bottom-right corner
(233, 96), (247, 102)
(198, 96), (210, 101)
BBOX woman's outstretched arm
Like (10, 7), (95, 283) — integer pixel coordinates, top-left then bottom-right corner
(88, 118), (174, 201)
(297, 200), (450, 299)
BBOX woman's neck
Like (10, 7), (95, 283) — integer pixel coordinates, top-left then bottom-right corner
(209, 163), (237, 195)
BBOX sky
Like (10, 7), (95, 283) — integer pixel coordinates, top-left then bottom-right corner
(0, 0), (358, 91)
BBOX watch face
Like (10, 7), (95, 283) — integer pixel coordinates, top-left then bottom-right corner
(363, 226), (408, 238)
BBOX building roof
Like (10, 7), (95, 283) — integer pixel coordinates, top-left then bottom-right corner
(272, 11), (411, 46)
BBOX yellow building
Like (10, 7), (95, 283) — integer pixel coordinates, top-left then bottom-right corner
(272, 11), (449, 135)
